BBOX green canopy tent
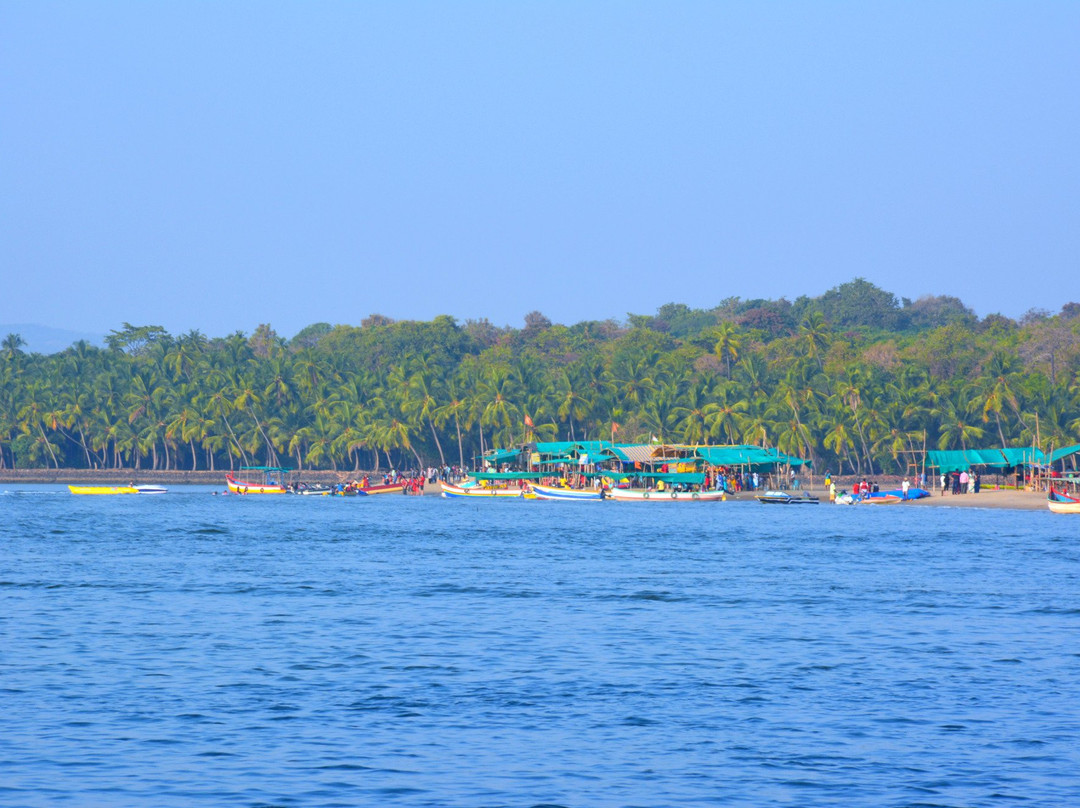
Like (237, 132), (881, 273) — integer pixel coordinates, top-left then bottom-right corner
(470, 471), (545, 480)
(477, 449), (523, 466)
(927, 448), (1046, 473)
(926, 447), (1046, 490)
(1049, 443), (1080, 467)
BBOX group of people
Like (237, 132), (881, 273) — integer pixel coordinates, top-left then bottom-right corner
(941, 470), (980, 495)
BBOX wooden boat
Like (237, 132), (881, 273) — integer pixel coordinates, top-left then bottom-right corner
(754, 490), (819, 505)
(225, 473), (287, 494)
(860, 494), (903, 505)
(607, 487), (725, 502)
(69, 485), (138, 495)
(298, 484), (369, 497)
(1048, 488), (1080, 514)
(529, 482), (604, 501)
(354, 482), (405, 495)
(440, 481), (532, 498)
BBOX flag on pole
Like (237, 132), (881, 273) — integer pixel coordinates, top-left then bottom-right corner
(524, 414), (533, 427)
(612, 422), (620, 432)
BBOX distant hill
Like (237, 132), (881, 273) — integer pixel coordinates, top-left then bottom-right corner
(0, 323), (104, 355)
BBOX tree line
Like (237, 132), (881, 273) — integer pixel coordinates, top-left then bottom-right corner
(2, 279), (1079, 475)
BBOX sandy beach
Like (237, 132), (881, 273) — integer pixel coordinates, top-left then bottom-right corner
(793, 487), (1050, 511)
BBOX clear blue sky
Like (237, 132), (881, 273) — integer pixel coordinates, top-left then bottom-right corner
(2, 2), (1077, 339)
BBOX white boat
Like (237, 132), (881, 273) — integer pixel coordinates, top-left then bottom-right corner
(1048, 489), (1080, 514)
(440, 481), (532, 499)
(529, 483), (604, 501)
(607, 488), (725, 502)
(754, 490), (819, 505)
(134, 485), (167, 495)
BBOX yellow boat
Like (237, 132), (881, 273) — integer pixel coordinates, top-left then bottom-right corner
(68, 485), (138, 495)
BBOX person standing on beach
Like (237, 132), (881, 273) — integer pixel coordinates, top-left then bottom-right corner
(941, 472), (948, 495)
(902, 478), (910, 499)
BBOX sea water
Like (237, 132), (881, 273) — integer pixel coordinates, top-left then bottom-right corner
(1, 486), (1078, 806)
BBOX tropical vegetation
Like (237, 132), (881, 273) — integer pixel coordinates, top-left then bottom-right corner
(3, 279), (1079, 475)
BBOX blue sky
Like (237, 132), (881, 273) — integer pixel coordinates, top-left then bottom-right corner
(2, 2), (1077, 339)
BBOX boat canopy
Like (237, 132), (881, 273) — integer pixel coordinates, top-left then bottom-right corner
(240, 465), (293, 473)
(470, 471), (545, 480)
(478, 449), (522, 464)
(636, 471), (706, 484)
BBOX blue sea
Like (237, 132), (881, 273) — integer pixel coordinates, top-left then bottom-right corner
(2, 485), (1078, 806)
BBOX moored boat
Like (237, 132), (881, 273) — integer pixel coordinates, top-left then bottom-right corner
(607, 487), (725, 502)
(440, 481), (531, 498)
(754, 490), (819, 505)
(69, 485), (138, 495)
(225, 473), (287, 494)
(860, 494), (903, 505)
(529, 482), (605, 501)
(355, 482), (405, 495)
(1048, 488), (1080, 514)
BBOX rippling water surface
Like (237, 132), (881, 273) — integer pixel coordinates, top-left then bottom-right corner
(2, 485), (1079, 806)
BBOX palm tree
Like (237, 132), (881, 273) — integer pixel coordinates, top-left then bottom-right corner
(2, 333), (26, 361)
(406, 360), (447, 466)
(823, 420), (856, 475)
(712, 322), (742, 377)
(798, 312), (830, 370)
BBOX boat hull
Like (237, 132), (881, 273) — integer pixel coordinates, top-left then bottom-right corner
(755, 491), (819, 504)
(69, 485), (138, 495)
(530, 483), (603, 501)
(1048, 489), (1080, 514)
(608, 488), (725, 502)
(440, 482), (530, 498)
(225, 475), (287, 494)
(357, 483), (405, 495)
(861, 495), (903, 505)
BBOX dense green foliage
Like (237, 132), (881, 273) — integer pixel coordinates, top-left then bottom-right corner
(3, 280), (1080, 474)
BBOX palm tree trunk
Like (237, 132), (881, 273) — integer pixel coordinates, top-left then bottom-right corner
(221, 414), (248, 467)
(454, 413), (464, 468)
(428, 418), (446, 466)
(38, 424), (59, 468)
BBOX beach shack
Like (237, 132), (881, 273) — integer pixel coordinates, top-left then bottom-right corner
(925, 447), (1046, 491)
(695, 445), (810, 491)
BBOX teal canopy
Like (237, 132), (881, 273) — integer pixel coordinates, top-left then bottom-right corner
(534, 441), (613, 456)
(1049, 444), (1080, 464)
(478, 449), (522, 464)
(636, 471), (706, 484)
(470, 471), (544, 480)
(695, 445), (809, 469)
(927, 448), (1046, 473)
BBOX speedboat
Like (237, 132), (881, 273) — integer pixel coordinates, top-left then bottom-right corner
(754, 490), (819, 505)
(68, 484), (166, 495)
